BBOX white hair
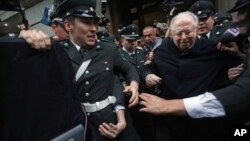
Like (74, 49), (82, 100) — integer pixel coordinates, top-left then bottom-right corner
(169, 11), (199, 33)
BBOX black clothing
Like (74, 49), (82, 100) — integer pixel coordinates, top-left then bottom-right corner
(0, 37), (85, 141)
(141, 37), (241, 141)
(119, 48), (156, 141)
(214, 68), (250, 122)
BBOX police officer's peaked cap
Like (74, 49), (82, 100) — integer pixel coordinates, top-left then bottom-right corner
(119, 24), (139, 40)
(97, 31), (109, 40)
(228, 0), (250, 13)
(214, 11), (232, 23)
(55, 0), (99, 21)
(189, 1), (215, 19)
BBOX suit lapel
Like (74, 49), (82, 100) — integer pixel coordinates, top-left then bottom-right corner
(76, 42), (100, 83)
(64, 41), (82, 65)
(121, 49), (136, 65)
(83, 43), (99, 61)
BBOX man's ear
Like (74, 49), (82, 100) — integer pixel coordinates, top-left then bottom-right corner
(64, 21), (72, 32)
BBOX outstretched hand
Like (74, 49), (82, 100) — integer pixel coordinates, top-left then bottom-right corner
(99, 121), (126, 139)
(19, 29), (51, 51)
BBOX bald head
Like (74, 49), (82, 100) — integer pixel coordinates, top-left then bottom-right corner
(143, 26), (157, 45)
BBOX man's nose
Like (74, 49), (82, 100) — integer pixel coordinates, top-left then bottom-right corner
(89, 23), (97, 31)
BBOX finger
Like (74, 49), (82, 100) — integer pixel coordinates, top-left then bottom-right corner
(217, 42), (222, 50)
(109, 123), (118, 131)
(139, 100), (148, 107)
(38, 31), (51, 50)
(123, 86), (129, 93)
(139, 107), (149, 113)
(99, 125), (114, 138)
(129, 95), (139, 107)
(140, 93), (153, 99)
(238, 63), (244, 68)
(109, 123), (118, 135)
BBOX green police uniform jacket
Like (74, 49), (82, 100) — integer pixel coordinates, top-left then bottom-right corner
(63, 40), (139, 104)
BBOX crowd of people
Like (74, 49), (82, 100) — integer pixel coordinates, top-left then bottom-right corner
(1, 0), (250, 141)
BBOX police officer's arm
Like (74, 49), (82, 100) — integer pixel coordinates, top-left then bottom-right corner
(113, 48), (139, 107)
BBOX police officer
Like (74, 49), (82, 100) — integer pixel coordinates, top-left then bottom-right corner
(210, 10), (233, 41)
(119, 24), (145, 76)
(97, 30), (117, 44)
(55, 0), (141, 140)
(19, 0), (140, 140)
(119, 24), (155, 141)
(189, 0), (215, 39)
(97, 31), (109, 40)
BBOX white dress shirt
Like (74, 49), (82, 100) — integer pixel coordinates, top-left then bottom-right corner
(183, 92), (226, 118)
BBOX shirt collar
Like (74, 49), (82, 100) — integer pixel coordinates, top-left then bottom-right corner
(70, 39), (81, 51)
(122, 47), (134, 55)
(198, 32), (211, 39)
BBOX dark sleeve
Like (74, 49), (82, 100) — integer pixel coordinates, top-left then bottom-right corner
(213, 68), (250, 119)
(112, 74), (126, 106)
(140, 58), (157, 81)
(1, 38), (85, 141)
(113, 47), (139, 83)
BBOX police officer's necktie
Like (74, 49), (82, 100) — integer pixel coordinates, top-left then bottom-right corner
(79, 47), (86, 59)
(131, 53), (135, 61)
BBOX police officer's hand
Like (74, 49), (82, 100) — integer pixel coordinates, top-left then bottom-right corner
(19, 29), (51, 50)
(217, 42), (245, 59)
(99, 121), (126, 138)
(228, 63), (244, 80)
(123, 81), (139, 107)
(145, 74), (162, 87)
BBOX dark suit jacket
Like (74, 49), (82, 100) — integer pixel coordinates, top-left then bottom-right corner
(140, 37), (240, 141)
(214, 68), (250, 121)
(0, 37), (85, 141)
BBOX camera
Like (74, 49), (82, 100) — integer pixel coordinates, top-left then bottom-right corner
(99, 16), (110, 26)
(99, 0), (110, 27)
(161, 0), (184, 17)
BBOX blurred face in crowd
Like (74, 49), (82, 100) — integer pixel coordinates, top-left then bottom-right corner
(122, 38), (138, 52)
(231, 8), (249, 34)
(51, 22), (69, 41)
(171, 15), (197, 51)
(197, 15), (214, 35)
(65, 17), (98, 47)
(143, 27), (156, 45)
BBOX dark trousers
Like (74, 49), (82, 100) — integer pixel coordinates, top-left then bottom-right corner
(129, 106), (156, 141)
(87, 105), (140, 141)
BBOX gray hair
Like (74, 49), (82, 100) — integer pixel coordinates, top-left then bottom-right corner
(169, 11), (199, 33)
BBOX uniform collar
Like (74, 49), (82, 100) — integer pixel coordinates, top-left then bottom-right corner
(122, 47), (135, 55)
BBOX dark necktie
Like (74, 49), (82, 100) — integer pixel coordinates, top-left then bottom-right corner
(131, 53), (135, 61)
(79, 47), (86, 59)
(200, 34), (208, 39)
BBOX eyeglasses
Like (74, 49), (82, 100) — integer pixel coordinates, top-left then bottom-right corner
(173, 30), (194, 37)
